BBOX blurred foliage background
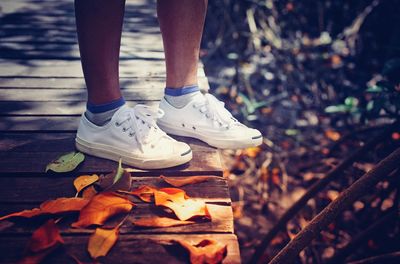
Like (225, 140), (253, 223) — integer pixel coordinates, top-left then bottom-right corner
(201, 0), (400, 263)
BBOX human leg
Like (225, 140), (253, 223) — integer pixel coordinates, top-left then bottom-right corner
(157, 0), (262, 149)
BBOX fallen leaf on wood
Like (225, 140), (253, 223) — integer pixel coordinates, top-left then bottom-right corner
(132, 216), (195, 228)
(113, 159), (124, 184)
(74, 174), (99, 195)
(88, 227), (119, 259)
(82, 186), (98, 199)
(119, 185), (157, 202)
(72, 192), (134, 228)
(45, 152), (85, 173)
(0, 197), (89, 221)
(155, 188), (210, 221)
(97, 170), (131, 192)
(20, 219), (64, 263)
(160, 175), (218, 187)
(171, 239), (227, 264)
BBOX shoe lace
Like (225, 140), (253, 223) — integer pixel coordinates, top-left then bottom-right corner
(193, 93), (239, 129)
(116, 105), (167, 152)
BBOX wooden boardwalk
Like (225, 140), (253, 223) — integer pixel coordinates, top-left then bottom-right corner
(0, 0), (240, 263)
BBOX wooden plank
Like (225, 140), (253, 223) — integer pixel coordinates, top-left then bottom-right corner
(0, 203), (233, 234)
(0, 176), (230, 204)
(0, 59), (206, 78)
(0, 76), (210, 90)
(0, 101), (157, 116)
(0, 234), (241, 264)
(0, 133), (222, 176)
(0, 88), (165, 101)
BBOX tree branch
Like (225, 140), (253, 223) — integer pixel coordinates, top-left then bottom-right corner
(269, 147), (400, 264)
(251, 121), (399, 264)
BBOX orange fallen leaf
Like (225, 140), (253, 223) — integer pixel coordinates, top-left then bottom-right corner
(132, 216), (195, 228)
(325, 130), (341, 141)
(172, 239), (227, 264)
(20, 219), (64, 264)
(241, 146), (261, 158)
(155, 188), (210, 221)
(0, 197), (89, 221)
(74, 174), (99, 195)
(88, 227), (119, 259)
(119, 185), (158, 202)
(82, 185), (98, 199)
(72, 192), (134, 228)
(160, 175), (218, 187)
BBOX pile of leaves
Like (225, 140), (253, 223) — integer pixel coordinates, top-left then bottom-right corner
(1, 156), (227, 264)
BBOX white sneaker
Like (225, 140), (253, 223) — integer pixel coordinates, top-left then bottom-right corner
(157, 93), (263, 149)
(75, 104), (192, 169)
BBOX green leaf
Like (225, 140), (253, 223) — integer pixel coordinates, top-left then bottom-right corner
(344, 97), (359, 108)
(285, 129), (299, 136)
(46, 152), (85, 173)
(324, 104), (348, 113)
(113, 159), (124, 184)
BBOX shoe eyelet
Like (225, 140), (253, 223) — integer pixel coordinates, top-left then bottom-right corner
(141, 120), (145, 124)
(122, 127), (127, 132)
(192, 126), (196, 130)
(129, 132), (134, 137)
(182, 123), (185, 127)
(115, 122), (120, 126)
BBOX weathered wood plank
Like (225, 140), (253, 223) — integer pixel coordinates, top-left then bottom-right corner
(0, 59), (205, 78)
(0, 176), (230, 204)
(0, 203), (233, 235)
(0, 76), (209, 90)
(0, 133), (221, 176)
(0, 101), (157, 115)
(0, 234), (240, 264)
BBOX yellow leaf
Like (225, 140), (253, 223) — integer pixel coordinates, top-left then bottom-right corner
(132, 216), (195, 228)
(160, 175), (218, 187)
(88, 227), (119, 259)
(155, 188), (210, 221)
(74, 174), (99, 195)
(72, 192), (134, 228)
(172, 239), (227, 264)
(0, 197), (89, 221)
(82, 185), (98, 199)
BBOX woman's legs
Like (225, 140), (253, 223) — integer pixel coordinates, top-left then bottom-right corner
(157, 0), (208, 88)
(74, 0), (125, 104)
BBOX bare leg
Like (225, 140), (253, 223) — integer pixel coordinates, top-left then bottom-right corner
(74, 0), (125, 104)
(157, 0), (208, 88)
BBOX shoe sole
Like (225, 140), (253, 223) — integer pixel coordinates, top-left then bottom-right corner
(75, 137), (192, 169)
(157, 121), (263, 149)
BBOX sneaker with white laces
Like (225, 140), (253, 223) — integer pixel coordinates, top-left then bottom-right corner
(75, 104), (192, 169)
(157, 93), (263, 149)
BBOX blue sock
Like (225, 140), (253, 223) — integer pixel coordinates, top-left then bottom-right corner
(85, 97), (125, 126)
(164, 85), (201, 108)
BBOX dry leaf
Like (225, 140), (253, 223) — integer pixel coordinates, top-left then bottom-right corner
(72, 192), (134, 228)
(119, 185), (158, 202)
(20, 219), (64, 263)
(82, 185), (98, 199)
(160, 175), (218, 187)
(132, 216), (195, 228)
(88, 227), (119, 259)
(325, 130), (341, 141)
(0, 197), (89, 221)
(97, 170), (131, 192)
(172, 239), (227, 264)
(155, 188), (210, 221)
(241, 146), (261, 158)
(74, 174), (99, 195)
